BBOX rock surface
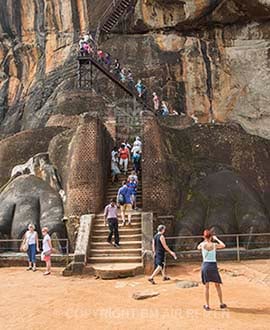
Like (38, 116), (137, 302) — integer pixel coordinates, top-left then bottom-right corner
(0, 1), (270, 242)
(142, 118), (270, 236)
(175, 280), (199, 289)
(132, 291), (160, 300)
(0, 0), (270, 138)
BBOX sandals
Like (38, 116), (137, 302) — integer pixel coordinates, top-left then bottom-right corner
(148, 278), (156, 285)
(203, 305), (210, 311)
(163, 276), (171, 281)
(220, 304), (227, 309)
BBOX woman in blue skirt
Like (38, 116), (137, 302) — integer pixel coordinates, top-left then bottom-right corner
(198, 229), (227, 311)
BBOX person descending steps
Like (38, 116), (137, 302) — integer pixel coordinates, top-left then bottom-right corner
(117, 181), (133, 226)
(118, 143), (130, 175)
(104, 199), (120, 248)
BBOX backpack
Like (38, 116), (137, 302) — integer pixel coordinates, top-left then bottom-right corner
(133, 153), (141, 163)
(118, 193), (126, 205)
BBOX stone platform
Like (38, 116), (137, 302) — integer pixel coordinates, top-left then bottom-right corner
(85, 263), (143, 280)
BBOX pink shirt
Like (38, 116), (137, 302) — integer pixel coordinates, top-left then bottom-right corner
(104, 204), (118, 219)
(153, 95), (160, 110)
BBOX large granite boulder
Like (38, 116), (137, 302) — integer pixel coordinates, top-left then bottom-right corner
(176, 170), (270, 237)
(0, 127), (65, 188)
(0, 175), (66, 239)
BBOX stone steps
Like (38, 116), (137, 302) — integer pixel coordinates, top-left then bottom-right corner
(93, 222), (141, 228)
(88, 256), (142, 263)
(92, 227), (142, 235)
(90, 248), (142, 257)
(86, 150), (143, 278)
(95, 212), (142, 219)
(90, 241), (141, 249)
(91, 233), (142, 242)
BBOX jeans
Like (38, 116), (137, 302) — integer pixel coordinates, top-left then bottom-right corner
(27, 244), (36, 263)
(107, 218), (119, 245)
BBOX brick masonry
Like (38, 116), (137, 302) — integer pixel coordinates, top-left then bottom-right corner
(66, 116), (113, 216)
(142, 114), (177, 215)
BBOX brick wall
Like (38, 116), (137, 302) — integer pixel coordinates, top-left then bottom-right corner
(66, 116), (113, 216)
(142, 115), (175, 214)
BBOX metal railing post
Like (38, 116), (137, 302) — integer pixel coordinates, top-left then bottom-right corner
(66, 239), (69, 267)
(236, 235), (240, 262)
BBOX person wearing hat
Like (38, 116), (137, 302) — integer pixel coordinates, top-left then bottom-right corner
(148, 225), (177, 284)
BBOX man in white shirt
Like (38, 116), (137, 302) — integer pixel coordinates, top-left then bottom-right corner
(104, 199), (120, 248)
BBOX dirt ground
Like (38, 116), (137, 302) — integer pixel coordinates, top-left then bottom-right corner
(0, 260), (269, 330)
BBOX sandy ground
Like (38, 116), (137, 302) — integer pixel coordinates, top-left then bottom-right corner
(0, 260), (269, 330)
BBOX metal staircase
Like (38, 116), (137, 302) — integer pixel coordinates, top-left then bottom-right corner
(99, 0), (133, 35)
(77, 54), (152, 112)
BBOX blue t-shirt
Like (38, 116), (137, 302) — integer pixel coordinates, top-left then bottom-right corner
(118, 185), (132, 204)
(127, 181), (137, 195)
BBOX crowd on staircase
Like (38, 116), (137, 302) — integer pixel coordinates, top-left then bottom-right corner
(103, 136), (142, 249)
(78, 34), (184, 117)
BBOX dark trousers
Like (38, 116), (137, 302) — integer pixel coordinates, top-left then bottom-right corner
(107, 218), (119, 245)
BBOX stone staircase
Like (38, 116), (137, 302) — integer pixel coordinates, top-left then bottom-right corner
(87, 165), (144, 279)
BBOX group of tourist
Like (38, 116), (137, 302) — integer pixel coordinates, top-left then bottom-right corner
(103, 137), (142, 247)
(21, 224), (52, 275)
(103, 179), (139, 248)
(104, 201), (227, 310)
(152, 92), (179, 117)
(111, 136), (142, 181)
(79, 35), (183, 114)
(148, 225), (227, 310)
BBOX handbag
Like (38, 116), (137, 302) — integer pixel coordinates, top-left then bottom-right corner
(20, 239), (29, 252)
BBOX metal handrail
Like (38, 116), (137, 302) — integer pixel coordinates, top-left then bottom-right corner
(166, 233), (270, 240)
(99, 0), (124, 27)
(0, 238), (70, 265)
(78, 53), (154, 113)
(165, 233), (270, 262)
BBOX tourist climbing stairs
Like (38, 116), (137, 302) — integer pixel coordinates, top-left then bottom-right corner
(87, 165), (143, 279)
(78, 53), (151, 112)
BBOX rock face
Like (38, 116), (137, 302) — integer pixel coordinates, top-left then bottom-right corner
(176, 170), (270, 236)
(0, 1), (270, 242)
(142, 117), (270, 236)
(0, 0), (270, 138)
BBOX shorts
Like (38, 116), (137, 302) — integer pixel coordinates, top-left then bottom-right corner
(154, 255), (165, 269)
(44, 255), (51, 262)
(120, 204), (132, 212)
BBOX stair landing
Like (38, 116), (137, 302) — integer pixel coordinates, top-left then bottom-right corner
(85, 262), (143, 279)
